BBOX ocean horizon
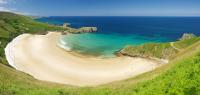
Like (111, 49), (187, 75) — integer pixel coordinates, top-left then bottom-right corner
(37, 16), (200, 57)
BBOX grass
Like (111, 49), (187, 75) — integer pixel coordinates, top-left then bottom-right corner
(129, 40), (200, 95)
(1, 12), (200, 95)
(174, 37), (200, 49)
(120, 42), (178, 59)
(0, 12), (67, 65)
(0, 12), (65, 38)
(120, 36), (200, 59)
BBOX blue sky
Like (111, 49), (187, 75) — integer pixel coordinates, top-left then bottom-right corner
(0, 0), (200, 16)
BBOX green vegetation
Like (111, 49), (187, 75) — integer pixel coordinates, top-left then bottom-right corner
(120, 42), (178, 59)
(0, 12), (66, 65)
(120, 35), (200, 59)
(129, 41), (200, 95)
(1, 12), (200, 95)
(174, 36), (200, 49)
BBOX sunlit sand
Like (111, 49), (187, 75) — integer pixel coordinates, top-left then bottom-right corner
(5, 32), (162, 86)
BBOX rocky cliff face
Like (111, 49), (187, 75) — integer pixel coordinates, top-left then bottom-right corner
(78, 27), (97, 33)
(62, 23), (71, 28)
(64, 27), (97, 34)
(179, 33), (196, 40)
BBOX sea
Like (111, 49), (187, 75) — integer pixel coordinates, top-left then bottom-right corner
(36, 16), (200, 57)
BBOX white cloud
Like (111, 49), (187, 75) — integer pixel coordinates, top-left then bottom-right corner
(0, 0), (34, 15)
(0, 0), (9, 11)
(0, 0), (7, 4)
(0, 7), (33, 15)
(12, 10), (34, 15)
(0, 7), (11, 11)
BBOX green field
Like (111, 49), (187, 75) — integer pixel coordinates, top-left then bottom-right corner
(0, 12), (200, 95)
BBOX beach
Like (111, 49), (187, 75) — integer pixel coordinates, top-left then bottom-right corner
(5, 32), (162, 86)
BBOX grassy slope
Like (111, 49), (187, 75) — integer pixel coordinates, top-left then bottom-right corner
(174, 37), (200, 49)
(0, 12), (66, 65)
(120, 36), (200, 59)
(130, 41), (200, 95)
(120, 42), (178, 59)
(1, 12), (200, 95)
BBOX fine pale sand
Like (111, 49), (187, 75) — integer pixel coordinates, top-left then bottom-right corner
(5, 32), (162, 86)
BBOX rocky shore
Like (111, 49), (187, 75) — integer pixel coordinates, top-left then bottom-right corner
(69, 27), (97, 33)
(62, 27), (97, 34)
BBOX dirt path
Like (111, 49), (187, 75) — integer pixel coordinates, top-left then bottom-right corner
(170, 42), (181, 51)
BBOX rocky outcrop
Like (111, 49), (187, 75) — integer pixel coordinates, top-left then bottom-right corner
(179, 33), (196, 40)
(78, 27), (97, 33)
(63, 23), (70, 28)
(65, 27), (97, 34)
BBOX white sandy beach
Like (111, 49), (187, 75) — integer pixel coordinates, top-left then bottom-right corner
(5, 32), (162, 86)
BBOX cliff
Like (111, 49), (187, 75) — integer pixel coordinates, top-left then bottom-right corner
(64, 27), (97, 34)
(179, 33), (196, 40)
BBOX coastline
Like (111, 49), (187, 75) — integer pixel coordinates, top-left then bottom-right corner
(4, 32), (164, 86)
(57, 35), (71, 51)
(4, 34), (31, 69)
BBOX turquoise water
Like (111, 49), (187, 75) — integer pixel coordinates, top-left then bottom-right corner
(37, 17), (200, 57)
(59, 33), (167, 57)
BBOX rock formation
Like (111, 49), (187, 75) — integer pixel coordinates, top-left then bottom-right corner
(179, 33), (196, 40)
(63, 23), (70, 28)
(65, 27), (97, 34)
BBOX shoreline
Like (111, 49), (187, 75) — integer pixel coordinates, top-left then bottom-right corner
(4, 32), (164, 86)
(4, 34), (31, 70)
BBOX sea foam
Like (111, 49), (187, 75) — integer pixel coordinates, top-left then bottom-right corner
(57, 36), (71, 51)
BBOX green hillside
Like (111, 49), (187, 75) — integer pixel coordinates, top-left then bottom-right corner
(0, 12), (200, 95)
(0, 12), (66, 65)
(174, 36), (200, 49)
(120, 35), (200, 59)
(120, 42), (178, 59)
